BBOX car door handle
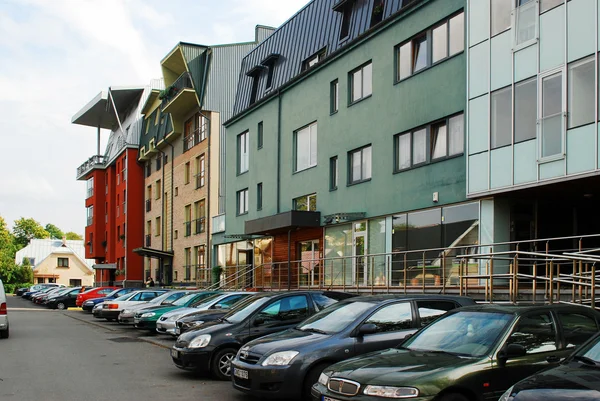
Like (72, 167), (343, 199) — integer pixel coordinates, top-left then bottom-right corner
(546, 356), (560, 363)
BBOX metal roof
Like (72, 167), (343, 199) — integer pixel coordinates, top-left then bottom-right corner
(71, 87), (145, 130)
(15, 238), (95, 272)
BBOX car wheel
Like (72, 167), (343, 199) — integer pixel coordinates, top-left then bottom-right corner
(438, 393), (470, 401)
(303, 362), (330, 401)
(0, 326), (8, 339)
(56, 302), (66, 310)
(211, 347), (237, 381)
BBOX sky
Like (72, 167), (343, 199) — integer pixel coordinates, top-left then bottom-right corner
(0, 0), (309, 234)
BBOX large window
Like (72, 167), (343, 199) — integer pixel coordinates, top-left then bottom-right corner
(294, 122), (318, 172)
(395, 113), (464, 171)
(397, 12), (464, 81)
(491, 0), (512, 36)
(237, 188), (248, 215)
(514, 0), (538, 48)
(238, 131), (249, 174)
(294, 193), (317, 211)
(349, 145), (372, 184)
(540, 71), (564, 159)
(568, 57), (594, 129)
(491, 86), (512, 148)
(515, 78), (537, 142)
(350, 62), (372, 103)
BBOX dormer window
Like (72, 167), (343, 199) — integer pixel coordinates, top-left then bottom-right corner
(302, 48), (327, 71)
(246, 65), (264, 105)
(333, 0), (355, 41)
(370, 0), (385, 27)
(261, 53), (280, 90)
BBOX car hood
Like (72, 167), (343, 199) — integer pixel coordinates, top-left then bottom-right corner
(161, 307), (197, 319)
(511, 362), (600, 400)
(177, 320), (234, 342)
(137, 305), (176, 314)
(245, 328), (328, 354)
(325, 348), (478, 386)
(179, 309), (228, 322)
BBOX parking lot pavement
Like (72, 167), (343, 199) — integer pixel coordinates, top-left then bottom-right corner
(1, 296), (255, 401)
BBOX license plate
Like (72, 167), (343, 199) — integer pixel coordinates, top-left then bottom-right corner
(171, 349), (179, 358)
(323, 397), (341, 401)
(233, 368), (248, 379)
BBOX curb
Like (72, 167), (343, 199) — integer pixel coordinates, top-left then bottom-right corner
(67, 307), (82, 311)
(62, 312), (172, 350)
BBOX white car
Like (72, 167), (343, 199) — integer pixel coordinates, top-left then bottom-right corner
(99, 290), (166, 321)
(118, 290), (191, 324)
(156, 292), (255, 336)
(0, 279), (9, 338)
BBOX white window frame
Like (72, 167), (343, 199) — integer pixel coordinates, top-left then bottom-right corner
(238, 131), (249, 174)
(537, 66), (566, 163)
(294, 122), (318, 172)
(237, 189), (249, 215)
(512, 0), (539, 51)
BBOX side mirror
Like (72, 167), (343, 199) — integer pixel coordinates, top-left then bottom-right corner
(358, 323), (378, 336)
(499, 343), (527, 362)
(253, 317), (265, 326)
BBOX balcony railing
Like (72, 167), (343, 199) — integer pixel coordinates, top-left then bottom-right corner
(145, 199), (151, 212)
(184, 127), (207, 152)
(184, 221), (192, 237)
(160, 72), (194, 109)
(195, 172), (205, 189)
(212, 214), (225, 234)
(145, 235), (151, 247)
(194, 218), (206, 234)
(76, 155), (106, 179)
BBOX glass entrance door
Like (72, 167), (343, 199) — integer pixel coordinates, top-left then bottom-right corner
(237, 249), (253, 288)
(353, 221), (368, 286)
(298, 240), (320, 287)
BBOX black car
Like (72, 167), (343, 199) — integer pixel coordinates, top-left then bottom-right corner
(15, 287), (29, 296)
(46, 287), (82, 310)
(312, 304), (600, 401)
(500, 331), (600, 401)
(232, 294), (476, 400)
(175, 308), (233, 335)
(171, 291), (355, 380)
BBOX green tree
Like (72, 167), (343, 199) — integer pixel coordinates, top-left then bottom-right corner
(45, 223), (64, 240)
(65, 232), (83, 240)
(12, 217), (49, 249)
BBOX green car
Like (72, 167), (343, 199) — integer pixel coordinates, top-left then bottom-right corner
(133, 291), (219, 331)
(313, 304), (600, 401)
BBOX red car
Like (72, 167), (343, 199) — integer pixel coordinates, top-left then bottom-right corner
(76, 287), (118, 307)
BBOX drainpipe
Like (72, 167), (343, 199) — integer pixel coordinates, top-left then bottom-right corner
(156, 147), (167, 284)
(277, 90), (282, 213)
(199, 110), (212, 287)
(287, 229), (291, 291)
(162, 134), (175, 285)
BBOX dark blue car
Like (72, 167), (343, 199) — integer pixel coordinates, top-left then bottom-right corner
(81, 287), (136, 312)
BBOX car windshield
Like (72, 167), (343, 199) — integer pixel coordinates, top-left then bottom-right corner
(222, 296), (271, 323)
(52, 289), (71, 296)
(114, 292), (138, 302)
(82, 288), (98, 294)
(152, 291), (184, 305)
(297, 301), (374, 334)
(191, 293), (223, 308)
(403, 311), (513, 357)
(577, 335), (600, 365)
(172, 293), (200, 306)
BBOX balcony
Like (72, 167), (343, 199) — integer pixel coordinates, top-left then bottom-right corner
(194, 218), (206, 235)
(145, 199), (151, 212)
(77, 155), (106, 180)
(184, 126), (207, 152)
(160, 72), (197, 118)
(212, 214), (225, 234)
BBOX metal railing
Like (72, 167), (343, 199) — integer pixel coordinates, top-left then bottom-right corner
(184, 222), (192, 237)
(184, 127), (207, 151)
(76, 155), (106, 178)
(161, 72), (194, 108)
(194, 218), (205, 234)
(195, 172), (204, 189)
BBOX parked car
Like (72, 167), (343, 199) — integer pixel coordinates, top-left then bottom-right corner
(0, 279), (8, 339)
(312, 304), (600, 401)
(157, 292), (255, 336)
(16, 287), (29, 296)
(134, 291), (221, 332)
(46, 287), (82, 310)
(22, 283), (64, 300)
(499, 331), (600, 401)
(99, 290), (168, 321)
(32, 287), (64, 304)
(37, 287), (71, 305)
(232, 294), (475, 400)
(118, 290), (190, 324)
(175, 306), (235, 335)
(171, 291), (356, 380)
(81, 287), (137, 312)
(76, 287), (118, 306)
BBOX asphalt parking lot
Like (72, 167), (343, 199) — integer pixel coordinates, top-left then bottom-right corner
(0, 296), (256, 401)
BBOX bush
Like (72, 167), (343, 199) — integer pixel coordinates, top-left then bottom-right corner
(6, 282), (32, 294)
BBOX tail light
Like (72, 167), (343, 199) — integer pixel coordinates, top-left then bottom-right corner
(0, 302), (6, 315)
(107, 304), (119, 309)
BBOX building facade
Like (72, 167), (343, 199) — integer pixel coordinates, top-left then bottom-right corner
(73, 87), (151, 287)
(466, 0), (600, 264)
(137, 27), (274, 287)
(215, 0), (476, 290)
(15, 238), (94, 286)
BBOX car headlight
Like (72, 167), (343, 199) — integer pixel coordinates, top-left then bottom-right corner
(498, 386), (515, 401)
(141, 312), (156, 318)
(318, 372), (330, 386)
(188, 334), (211, 348)
(261, 351), (299, 366)
(363, 386), (419, 398)
(121, 309), (132, 315)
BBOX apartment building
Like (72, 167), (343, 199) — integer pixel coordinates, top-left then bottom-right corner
(136, 27), (274, 286)
(214, 0), (476, 290)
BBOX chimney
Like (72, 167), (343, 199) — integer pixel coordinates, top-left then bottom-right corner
(62, 236), (67, 247)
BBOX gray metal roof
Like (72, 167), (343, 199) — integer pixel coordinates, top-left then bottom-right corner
(71, 87), (145, 130)
(15, 238), (95, 272)
(231, 0), (426, 117)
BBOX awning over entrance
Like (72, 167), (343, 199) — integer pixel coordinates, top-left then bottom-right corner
(92, 263), (117, 270)
(132, 247), (174, 260)
(245, 211), (321, 235)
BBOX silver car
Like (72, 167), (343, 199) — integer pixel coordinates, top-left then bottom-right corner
(118, 290), (190, 324)
(156, 292), (254, 336)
